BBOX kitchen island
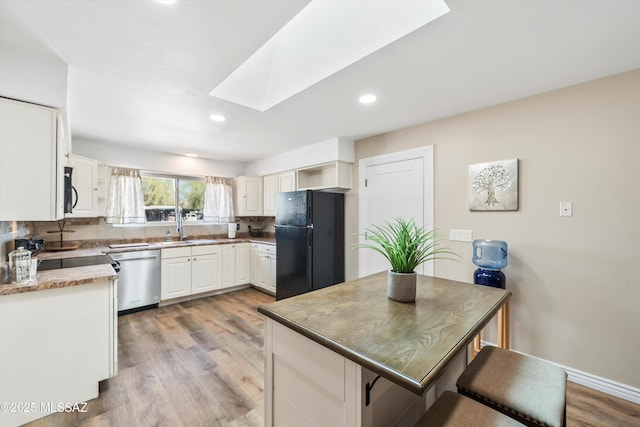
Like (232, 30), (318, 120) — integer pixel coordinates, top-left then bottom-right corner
(258, 272), (511, 427)
(0, 265), (118, 427)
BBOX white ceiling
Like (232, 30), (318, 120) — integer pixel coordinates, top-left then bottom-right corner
(1, 0), (640, 163)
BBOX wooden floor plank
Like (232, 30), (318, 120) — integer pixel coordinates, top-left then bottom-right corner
(23, 287), (639, 427)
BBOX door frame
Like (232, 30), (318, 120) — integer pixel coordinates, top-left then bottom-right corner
(358, 145), (434, 277)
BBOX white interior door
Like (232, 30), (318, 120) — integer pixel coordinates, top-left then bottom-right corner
(359, 146), (434, 278)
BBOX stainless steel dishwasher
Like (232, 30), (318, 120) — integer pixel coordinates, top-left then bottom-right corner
(110, 249), (161, 313)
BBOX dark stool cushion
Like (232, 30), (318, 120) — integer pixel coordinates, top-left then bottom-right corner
(456, 346), (567, 427)
(415, 391), (525, 427)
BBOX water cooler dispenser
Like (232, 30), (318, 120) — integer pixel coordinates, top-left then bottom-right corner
(472, 240), (508, 289)
(471, 239), (510, 356)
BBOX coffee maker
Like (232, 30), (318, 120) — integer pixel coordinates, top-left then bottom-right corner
(14, 238), (44, 256)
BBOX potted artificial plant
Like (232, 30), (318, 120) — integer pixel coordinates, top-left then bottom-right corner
(359, 217), (459, 302)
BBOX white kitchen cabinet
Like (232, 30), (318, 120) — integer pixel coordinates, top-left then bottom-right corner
(296, 161), (352, 191)
(222, 242), (251, 288)
(263, 170), (297, 216)
(161, 245), (222, 301)
(236, 242), (250, 284)
(278, 170), (296, 192)
(0, 97), (66, 221)
(66, 154), (99, 218)
(0, 279), (117, 426)
(222, 244), (236, 288)
(251, 243), (277, 294)
(263, 174), (278, 216)
(250, 243), (260, 285)
(161, 247), (192, 300)
(236, 175), (263, 216)
(191, 245), (222, 294)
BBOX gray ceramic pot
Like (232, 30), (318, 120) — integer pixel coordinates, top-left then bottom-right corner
(387, 270), (417, 303)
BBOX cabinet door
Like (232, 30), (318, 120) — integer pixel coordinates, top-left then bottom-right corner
(250, 244), (260, 285)
(236, 176), (263, 216)
(245, 176), (263, 216)
(222, 244), (236, 288)
(267, 254), (277, 292)
(258, 252), (269, 290)
(161, 257), (191, 300)
(263, 174), (277, 216)
(278, 170), (296, 193)
(0, 98), (60, 221)
(192, 245), (222, 294)
(67, 155), (98, 218)
(235, 243), (251, 285)
(191, 254), (215, 294)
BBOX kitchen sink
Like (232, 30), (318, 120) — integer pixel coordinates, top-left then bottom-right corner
(158, 239), (219, 246)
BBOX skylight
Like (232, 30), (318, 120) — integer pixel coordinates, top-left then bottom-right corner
(209, 0), (449, 112)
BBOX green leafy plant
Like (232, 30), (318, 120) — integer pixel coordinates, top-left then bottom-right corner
(359, 217), (460, 273)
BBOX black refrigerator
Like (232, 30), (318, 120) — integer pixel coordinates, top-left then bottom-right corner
(275, 190), (345, 300)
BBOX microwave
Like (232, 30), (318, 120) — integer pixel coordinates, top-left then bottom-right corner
(64, 166), (78, 214)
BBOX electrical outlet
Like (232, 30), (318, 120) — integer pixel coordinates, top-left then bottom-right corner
(449, 229), (473, 242)
(560, 201), (573, 217)
(236, 223), (240, 230)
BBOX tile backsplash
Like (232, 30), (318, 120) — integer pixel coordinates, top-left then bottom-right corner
(2, 217), (275, 261)
(27, 217), (275, 249)
(0, 220), (30, 262)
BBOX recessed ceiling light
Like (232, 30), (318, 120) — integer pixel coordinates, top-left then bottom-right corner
(359, 94), (377, 104)
(185, 153), (198, 158)
(209, 114), (226, 122)
(156, 0), (177, 5)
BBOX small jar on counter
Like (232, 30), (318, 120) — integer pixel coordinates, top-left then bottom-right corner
(8, 246), (31, 284)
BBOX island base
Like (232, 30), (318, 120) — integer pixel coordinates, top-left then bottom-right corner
(264, 319), (467, 427)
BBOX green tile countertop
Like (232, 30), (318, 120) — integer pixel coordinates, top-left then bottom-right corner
(258, 272), (511, 395)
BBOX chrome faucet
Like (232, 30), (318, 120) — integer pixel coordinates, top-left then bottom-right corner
(176, 206), (184, 241)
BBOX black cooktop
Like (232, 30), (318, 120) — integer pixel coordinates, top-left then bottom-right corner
(37, 255), (119, 272)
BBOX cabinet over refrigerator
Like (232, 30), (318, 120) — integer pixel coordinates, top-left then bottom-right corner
(275, 190), (344, 300)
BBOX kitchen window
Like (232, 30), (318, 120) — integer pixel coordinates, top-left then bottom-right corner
(142, 174), (205, 222)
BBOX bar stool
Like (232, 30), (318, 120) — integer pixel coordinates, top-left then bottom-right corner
(414, 391), (525, 427)
(457, 346), (567, 427)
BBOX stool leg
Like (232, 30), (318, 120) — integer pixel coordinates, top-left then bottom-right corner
(498, 301), (510, 350)
(472, 331), (482, 358)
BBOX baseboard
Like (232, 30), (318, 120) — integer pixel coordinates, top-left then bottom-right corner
(478, 340), (640, 405)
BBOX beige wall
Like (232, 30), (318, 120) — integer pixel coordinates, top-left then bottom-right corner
(353, 69), (640, 389)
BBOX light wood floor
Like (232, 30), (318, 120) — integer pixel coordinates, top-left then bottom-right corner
(26, 287), (639, 427)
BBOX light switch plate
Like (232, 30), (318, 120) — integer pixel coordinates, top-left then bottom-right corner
(450, 229), (472, 242)
(560, 201), (573, 217)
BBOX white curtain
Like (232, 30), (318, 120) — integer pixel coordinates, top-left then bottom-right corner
(203, 176), (234, 223)
(105, 167), (146, 224)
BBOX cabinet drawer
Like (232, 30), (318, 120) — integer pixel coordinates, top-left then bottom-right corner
(161, 247), (192, 259)
(192, 245), (219, 256)
(257, 244), (276, 255)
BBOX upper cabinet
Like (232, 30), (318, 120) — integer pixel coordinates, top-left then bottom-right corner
(296, 161), (352, 191)
(263, 170), (296, 217)
(66, 154), (99, 218)
(0, 97), (65, 221)
(236, 175), (263, 216)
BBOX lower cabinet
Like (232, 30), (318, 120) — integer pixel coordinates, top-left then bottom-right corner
(161, 245), (222, 301)
(161, 242), (265, 302)
(0, 280), (117, 426)
(251, 243), (277, 293)
(222, 242), (251, 287)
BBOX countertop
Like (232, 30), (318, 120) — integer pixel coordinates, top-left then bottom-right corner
(1, 237), (276, 295)
(258, 271), (511, 395)
(0, 264), (117, 296)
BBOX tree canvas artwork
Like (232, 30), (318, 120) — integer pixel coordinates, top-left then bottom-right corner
(469, 159), (518, 211)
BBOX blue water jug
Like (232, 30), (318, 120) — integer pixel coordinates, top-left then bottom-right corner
(472, 240), (508, 270)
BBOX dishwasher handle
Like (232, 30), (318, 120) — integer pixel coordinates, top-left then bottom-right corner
(113, 255), (159, 262)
